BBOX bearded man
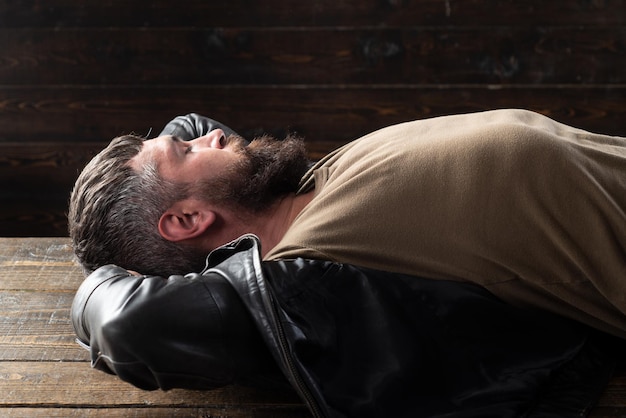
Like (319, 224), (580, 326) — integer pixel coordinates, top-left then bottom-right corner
(70, 109), (626, 339)
(69, 114), (312, 275)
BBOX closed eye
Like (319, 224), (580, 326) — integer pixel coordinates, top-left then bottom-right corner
(184, 144), (194, 154)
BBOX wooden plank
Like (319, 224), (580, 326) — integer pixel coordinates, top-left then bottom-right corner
(0, 342), (85, 363)
(0, 407), (311, 417)
(0, 362), (305, 408)
(1, 27), (625, 85)
(0, 0), (623, 28)
(0, 361), (622, 415)
(0, 143), (103, 189)
(0, 238), (85, 359)
(0, 237), (76, 278)
(0, 142), (102, 236)
(0, 200), (71, 238)
(0, 290), (84, 361)
(0, 238), (81, 290)
(596, 374), (626, 407)
(0, 86), (624, 145)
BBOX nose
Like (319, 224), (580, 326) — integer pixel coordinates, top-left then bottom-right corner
(193, 129), (225, 149)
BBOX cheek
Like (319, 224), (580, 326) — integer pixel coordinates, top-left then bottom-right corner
(188, 152), (242, 179)
(187, 156), (221, 178)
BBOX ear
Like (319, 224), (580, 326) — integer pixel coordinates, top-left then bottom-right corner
(158, 199), (217, 242)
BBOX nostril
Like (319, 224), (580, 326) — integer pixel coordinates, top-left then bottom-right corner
(219, 135), (225, 147)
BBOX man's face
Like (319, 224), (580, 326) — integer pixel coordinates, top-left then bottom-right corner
(132, 130), (311, 214)
(131, 129), (246, 184)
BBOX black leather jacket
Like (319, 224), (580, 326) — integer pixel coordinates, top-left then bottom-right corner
(72, 235), (618, 418)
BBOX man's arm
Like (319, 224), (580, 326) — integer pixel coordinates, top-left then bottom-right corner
(71, 265), (281, 391)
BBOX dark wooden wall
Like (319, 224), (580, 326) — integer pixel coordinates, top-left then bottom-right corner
(1, 0), (625, 237)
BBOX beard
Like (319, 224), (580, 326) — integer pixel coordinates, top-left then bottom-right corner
(193, 133), (311, 215)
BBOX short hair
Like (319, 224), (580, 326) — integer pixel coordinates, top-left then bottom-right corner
(68, 135), (207, 276)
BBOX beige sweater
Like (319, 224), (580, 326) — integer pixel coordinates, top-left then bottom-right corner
(265, 109), (626, 338)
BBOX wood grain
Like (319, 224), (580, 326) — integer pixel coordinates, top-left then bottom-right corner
(0, 238), (82, 288)
(1, 27), (624, 85)
(0, 237), (309, 416)
(0, 1), (624, 243)
(0, 87), (624, 145)
(0, 0), (624, 28)
(0, 362), (304, 407)
(0, 408), (311, 418)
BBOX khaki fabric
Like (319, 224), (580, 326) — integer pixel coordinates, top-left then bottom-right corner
(264, 109), (626, 338)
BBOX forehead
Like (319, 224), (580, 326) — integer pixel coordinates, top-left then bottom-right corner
(128, 136), (167, 172)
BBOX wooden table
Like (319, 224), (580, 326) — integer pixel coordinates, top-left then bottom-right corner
(0, 237), (624, 417)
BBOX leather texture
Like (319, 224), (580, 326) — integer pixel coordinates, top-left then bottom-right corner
(72, 235), (619, 418)
(158, 112), (245, 142)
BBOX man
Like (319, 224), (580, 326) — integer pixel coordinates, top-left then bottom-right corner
(69, 114), (311, 276)
(69, 109), (626, 339)
(71, 233), (618, 418)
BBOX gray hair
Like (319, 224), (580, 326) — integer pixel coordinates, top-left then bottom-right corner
(68, 135), (207, 276)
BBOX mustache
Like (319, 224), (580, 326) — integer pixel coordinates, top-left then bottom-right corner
(224, 134), (249, 151)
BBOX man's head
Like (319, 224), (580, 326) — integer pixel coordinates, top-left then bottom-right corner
(68, 129), (310, 276)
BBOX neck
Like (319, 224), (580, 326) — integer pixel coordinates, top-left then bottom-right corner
(198, 191), (314, 257)
(253, 191), (314, 256)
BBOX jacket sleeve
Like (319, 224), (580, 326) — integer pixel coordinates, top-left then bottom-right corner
(158, 113), (242, 141)
(71, 265), (281, 391)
